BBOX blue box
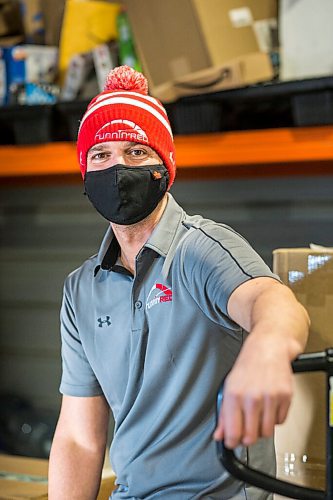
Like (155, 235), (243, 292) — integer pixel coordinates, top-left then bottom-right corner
(2, 45), (26, 104)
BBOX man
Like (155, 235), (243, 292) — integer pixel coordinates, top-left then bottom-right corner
(48, 66), (309, 499)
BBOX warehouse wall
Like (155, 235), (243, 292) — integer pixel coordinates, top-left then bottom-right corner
(1, 175), (333, 416)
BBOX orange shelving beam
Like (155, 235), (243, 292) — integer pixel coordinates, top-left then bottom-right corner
(1, 126), (333, 181)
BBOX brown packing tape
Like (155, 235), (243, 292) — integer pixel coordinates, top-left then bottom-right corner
(153, 61), (242, 102)
(150, 64), (240, 102)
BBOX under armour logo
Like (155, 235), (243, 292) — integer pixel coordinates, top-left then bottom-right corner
(97, 316), (111, 327)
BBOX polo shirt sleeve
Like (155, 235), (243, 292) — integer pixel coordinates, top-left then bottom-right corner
(179, 223), (281, 328)
(59, 277), (103, 397)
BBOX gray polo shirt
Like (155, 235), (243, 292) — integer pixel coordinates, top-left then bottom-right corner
(60, 194), (279, 499)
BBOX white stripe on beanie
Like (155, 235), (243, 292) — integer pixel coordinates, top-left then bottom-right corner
(79, 96), (173, 138)
(94, 90), (167, 113)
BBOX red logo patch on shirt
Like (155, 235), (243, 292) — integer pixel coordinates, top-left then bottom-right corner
(146, 283), (173, 310)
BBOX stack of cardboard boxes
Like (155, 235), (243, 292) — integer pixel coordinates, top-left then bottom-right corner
(273, 247), (333, 490)
(124, 0), (277, 102)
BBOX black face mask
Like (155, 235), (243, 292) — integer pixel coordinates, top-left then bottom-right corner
(84, 164), (169, 225)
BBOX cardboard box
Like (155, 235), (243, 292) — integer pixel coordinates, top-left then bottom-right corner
(123, 0), (276, 100)
(41, 0), (65, 47)
(2, 44), (58, 104)
(192, 0), (277, 67)
(280, 0), (333, 81)
(158, 52), (273, 102)
(19, 0), (45, 44)
(0, 0), (23, 38)
(0, 454), (48, 499)
(0, 454), (117, 499)
(273, 248), (333, 489)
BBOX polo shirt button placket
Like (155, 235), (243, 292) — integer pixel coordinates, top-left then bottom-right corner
(131, 292), (145, 333)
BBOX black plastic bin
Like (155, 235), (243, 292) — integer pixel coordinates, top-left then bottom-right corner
(0, 104), (54, 145)
(55, 100), (90, 142)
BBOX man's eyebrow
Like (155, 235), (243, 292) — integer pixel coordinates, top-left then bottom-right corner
(125, 142), (147, 148)
(125, 142), (154, 151)
(88, 145), (107, 154)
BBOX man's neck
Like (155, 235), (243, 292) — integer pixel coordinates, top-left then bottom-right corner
(111, 194), (168, 274)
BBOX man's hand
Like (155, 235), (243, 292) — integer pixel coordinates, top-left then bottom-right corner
(213, 334), (293, 448)
(213, 277), (309, 448)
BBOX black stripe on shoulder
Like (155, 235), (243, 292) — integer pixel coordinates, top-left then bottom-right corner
(197, 225), (254, 279)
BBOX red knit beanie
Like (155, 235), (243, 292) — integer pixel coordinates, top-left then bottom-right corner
(77, 65), (176, 187)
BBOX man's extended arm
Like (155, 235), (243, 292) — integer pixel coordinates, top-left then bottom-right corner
(48, 394), (110, 500)
(214, 277), (310, 448)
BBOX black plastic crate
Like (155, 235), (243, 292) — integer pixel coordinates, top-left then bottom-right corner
(0, 104), (53, 144)
(171, 76), (333, 132)
(166, 100), (224, 135)
(54, 100), (90, 142)
(291, 90), (333, 126)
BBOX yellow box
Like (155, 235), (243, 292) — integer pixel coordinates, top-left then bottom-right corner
(58, 0), (121, 82)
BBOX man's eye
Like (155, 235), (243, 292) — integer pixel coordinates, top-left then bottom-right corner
(92, 152), (108, 160)
(130, 149), (146, 156)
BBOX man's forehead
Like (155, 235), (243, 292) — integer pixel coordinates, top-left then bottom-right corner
(88, 141), (152, 152)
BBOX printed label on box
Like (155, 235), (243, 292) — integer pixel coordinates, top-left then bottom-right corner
(228, 7), (253, 28)
(253, 18), (278, 53)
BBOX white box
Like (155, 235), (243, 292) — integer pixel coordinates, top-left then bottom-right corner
(280, 0), (333, 81)
(0, 53), (6, 105)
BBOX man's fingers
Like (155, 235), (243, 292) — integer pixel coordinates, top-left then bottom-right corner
(241, 395), (262, 446)
(276, 396), (291, 425)
(214, 393), (291, 447)
(213, 413), (224, 441)
(261, 396), (278, 438)
(219, 394), (244, 449)
(214, 369), (293, 448)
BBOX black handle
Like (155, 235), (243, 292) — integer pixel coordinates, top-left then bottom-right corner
(216, 349), (333, 500)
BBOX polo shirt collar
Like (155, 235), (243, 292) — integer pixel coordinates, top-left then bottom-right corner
(94, 224), (118, 275)
(145, 193), (185, 257)
(94, 193), (185, 275)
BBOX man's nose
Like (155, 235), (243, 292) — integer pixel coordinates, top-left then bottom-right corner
(110, 154), (127, 166)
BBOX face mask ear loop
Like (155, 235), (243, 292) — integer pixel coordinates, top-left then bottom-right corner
(83, 169), (88, 195)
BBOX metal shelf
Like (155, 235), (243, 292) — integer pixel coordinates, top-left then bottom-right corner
(1, 126), (333, 184)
